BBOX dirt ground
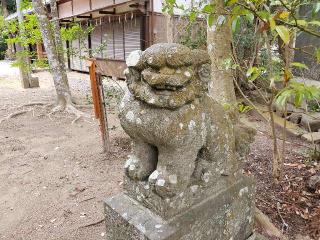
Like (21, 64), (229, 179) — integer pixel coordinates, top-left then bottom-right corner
(0, 61), (130, 240)
(0, 61), (319, 240)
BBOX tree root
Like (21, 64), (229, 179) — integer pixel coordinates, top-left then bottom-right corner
(17, 102), (49, 108)
(79, 218), (105, 229)
(47, 103), (92, 124)
(0, 110), (30, 124)
(255, 207), (288, 240)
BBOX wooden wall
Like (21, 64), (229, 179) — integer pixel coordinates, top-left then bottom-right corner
(67, 16), (143, 78)
(57, 0), (134, 19)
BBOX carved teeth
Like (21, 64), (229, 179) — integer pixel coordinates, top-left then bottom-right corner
(156, 179), (165, 187)
(129, 165), (136, 171)
(169, 175), (177, 184)
(149, 170), (159, 183)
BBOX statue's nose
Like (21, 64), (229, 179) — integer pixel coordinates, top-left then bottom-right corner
(159, 66), (176, 75)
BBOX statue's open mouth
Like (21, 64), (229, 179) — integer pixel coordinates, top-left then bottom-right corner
(142, 67), (193, 94)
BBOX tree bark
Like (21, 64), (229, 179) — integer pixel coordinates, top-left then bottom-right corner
(207, 0), (236, 105)
(1, 0), (13, 59)
(16, 0), (33, 88)
(164, 13), (174, 43)
(1, 0), (9, 17)
(32, 0), (72, 107)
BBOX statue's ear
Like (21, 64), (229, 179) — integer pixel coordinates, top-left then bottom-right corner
(198, 63), (211, 83)
(124, 68), (141, 85)
(126, 50), (144, 70)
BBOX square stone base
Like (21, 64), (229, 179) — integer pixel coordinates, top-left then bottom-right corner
(104, 176), (255, 240)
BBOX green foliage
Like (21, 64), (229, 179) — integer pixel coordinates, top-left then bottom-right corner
(246, 67), (266, 81)
(163, 0), (320, 113)
(20, 0), (32, 11)
(60, 23), (94, 42)
(177, 19), (207, 49)
(0, 36), (6, 59)
(32, 58), (49, 69)
(0, 14), (41, 46)
(238, 102), (253, 113)
(276, 82), (320, 107)
(61, 23), (95, 59)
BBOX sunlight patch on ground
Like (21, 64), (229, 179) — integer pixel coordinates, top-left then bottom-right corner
(0, 76), (21, 89)
(0, 60), (21, 90)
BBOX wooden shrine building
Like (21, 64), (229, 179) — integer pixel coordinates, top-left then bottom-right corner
(57, 0), (184, 79)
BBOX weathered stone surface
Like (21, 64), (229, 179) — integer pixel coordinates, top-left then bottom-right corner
(105, 176), (255, 240)
(307, 173), (320, 192)
(275, 103), (301, 118)
(288, 113), (302, 124)
(119, 43), (252, 198)
(301, 132), (320, 143)
(247, 233), (268, 240)
(105, 43), (255, 240)
(300, 113), (320, 132)
(124, 172), (249, 219)
(30, 76), (40, 88)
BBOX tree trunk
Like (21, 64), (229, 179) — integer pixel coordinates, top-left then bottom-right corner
(1, 0), (9, 17)
(207, 0), (236, 105)
(164, 13), (174, 43)
(16, 0), (33, 88)
(1, 0), (14, 59)
(32, 0), (72, 107)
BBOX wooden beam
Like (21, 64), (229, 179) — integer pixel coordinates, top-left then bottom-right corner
(77, 15), (91, 19)
(99, 10), (115, 15)
(57, 0), (72, 5)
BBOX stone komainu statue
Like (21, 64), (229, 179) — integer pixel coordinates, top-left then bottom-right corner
(119, 43), (250, 198)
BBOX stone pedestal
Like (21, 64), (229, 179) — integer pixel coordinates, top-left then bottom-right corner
(104, 175), (255, 240)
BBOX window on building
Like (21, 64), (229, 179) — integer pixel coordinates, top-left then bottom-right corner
(92, 16), (142, 61)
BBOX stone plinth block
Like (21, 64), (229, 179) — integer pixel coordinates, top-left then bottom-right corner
(104, 176), (255, 240)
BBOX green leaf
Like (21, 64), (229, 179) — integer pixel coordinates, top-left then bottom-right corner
(296, 20), (308, 27)
(202, 4), (214, 14)
(278, 11), (290, 19)
(316, 48), (320, 64)
(225, 0), (238, 6)
(246, 67), (257, 77)
(246, 67), (264, 81)
(208, 14), (214, 27)
(245, 13), (254, 23)
(290, 62), (309, 70)
(269, 17), (276, 30)
(294, 93), (303, 107)
(275, 25), (290, 44)
(190, 11), (197, 22)
(309, 21), (320, 27)
(312, 3), (320, 17)
(232, 16), (241, 33)
(257, 10), (270, 21)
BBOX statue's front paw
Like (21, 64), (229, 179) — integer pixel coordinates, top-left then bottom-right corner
(148, 170), (180, 198)
(124, 156), (152, 180)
